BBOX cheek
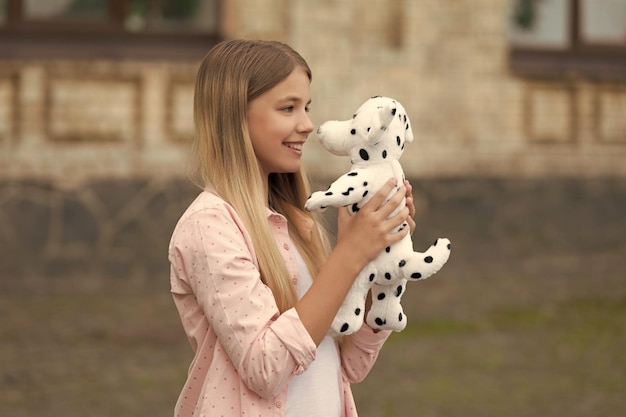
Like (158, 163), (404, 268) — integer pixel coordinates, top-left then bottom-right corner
(254, 121), (288, 146)
(247, 116), (269, 146)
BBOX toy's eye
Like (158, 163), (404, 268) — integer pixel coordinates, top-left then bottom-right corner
(352, 113), (357, 119)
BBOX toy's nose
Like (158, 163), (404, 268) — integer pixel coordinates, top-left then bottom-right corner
(316, 127), (322, 135)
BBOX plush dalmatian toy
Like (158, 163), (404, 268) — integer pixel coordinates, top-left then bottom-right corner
(305, 96), (451, 335)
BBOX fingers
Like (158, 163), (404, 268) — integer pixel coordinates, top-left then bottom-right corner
(404, 180), (416, 218)
(336, 205), (351, 228)
(404, 179), (416, 235)
(358, 177), (408, 231)
(335, 179), (411, 264)
(384, 206), (410, 234)
(361, 178), (398, 213)
(375, 182), (406, 220)
(406, 215), (416, 236)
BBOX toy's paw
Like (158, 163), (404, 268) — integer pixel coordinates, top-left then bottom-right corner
(304, 191), (331, 212)
(330, 310), (364, 336)
(329, 287), (370, 336)
(367, 311), (408, 333)
(437, 237), (452, 251)
(402, 237), (451, 281)
(431, 237), (451, 265)
(366, 281), (408, 333)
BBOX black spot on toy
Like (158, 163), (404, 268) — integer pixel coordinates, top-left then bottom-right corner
(395, 285), (403, 296)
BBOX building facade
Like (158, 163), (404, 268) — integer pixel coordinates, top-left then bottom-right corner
(0, 0), (624, 282)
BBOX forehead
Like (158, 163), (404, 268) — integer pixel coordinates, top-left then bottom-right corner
(261, 68), (311, 102)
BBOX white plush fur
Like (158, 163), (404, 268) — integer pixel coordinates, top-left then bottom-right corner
(305, 96), (451, 335)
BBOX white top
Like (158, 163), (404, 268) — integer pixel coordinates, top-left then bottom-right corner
(285, 241), (342, 417)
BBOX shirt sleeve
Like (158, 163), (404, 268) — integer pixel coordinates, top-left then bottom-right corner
(170, 206), (317, 399)
(339, 323), (391, 383)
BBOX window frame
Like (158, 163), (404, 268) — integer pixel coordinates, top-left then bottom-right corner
(0, 0), (222, 60)
(510, 0), (626, 80)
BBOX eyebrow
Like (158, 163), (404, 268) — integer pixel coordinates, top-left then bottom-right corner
(279, 96), (312, 105)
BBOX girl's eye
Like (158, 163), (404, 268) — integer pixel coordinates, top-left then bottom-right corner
(281, 104), (310, 113)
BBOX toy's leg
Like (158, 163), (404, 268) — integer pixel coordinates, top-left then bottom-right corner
(330, 269), (372, 336)
(366, 280), (408, 332)
(401, 238), (451, 281)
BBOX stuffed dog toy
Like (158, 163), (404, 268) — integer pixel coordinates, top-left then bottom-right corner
(305, 96), (451, 335)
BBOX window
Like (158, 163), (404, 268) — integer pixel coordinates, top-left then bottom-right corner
(509, 0), (626, 79)
(22, 0), (109, 21)
(0, 0), (221, 59)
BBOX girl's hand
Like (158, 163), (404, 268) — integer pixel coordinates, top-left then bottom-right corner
(404, 179), (416, 236)
(336, 178), (410, 269)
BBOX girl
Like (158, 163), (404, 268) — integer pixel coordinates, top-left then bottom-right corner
(168, 39), (415, 417)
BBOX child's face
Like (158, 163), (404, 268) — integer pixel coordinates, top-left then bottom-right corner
(246, 68), (313, 178)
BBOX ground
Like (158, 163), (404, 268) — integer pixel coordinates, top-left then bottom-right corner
(1, 178), (625, 417)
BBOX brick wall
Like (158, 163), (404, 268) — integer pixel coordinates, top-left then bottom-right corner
(0, 61), (196, 184)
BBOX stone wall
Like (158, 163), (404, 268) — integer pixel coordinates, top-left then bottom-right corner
(0, 178), (197, 292)
(2, 177), (625, 294)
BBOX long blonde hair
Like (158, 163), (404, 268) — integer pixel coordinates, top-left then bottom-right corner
(191, 39), (330, 312)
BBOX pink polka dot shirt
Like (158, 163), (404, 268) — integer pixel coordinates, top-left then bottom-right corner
(168, 191), (391, 417)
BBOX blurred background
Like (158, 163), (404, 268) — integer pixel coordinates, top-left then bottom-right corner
(0, 0), (625, 416)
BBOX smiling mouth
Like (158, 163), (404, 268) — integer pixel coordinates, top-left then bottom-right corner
(284, 143), (303, 151)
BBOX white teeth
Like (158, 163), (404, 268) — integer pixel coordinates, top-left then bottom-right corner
(285, 143), (302, 151)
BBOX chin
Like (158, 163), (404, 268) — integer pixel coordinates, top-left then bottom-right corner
(275, 166), (301, 175)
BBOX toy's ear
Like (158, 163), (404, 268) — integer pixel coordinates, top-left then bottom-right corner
(366, 102), (396, 144)
(404, 112), (414, 143)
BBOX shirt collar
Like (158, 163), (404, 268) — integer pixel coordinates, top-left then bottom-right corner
(265, 206), (314, 242)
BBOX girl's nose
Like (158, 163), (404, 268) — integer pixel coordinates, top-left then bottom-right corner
(299, 113), (314, 135)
